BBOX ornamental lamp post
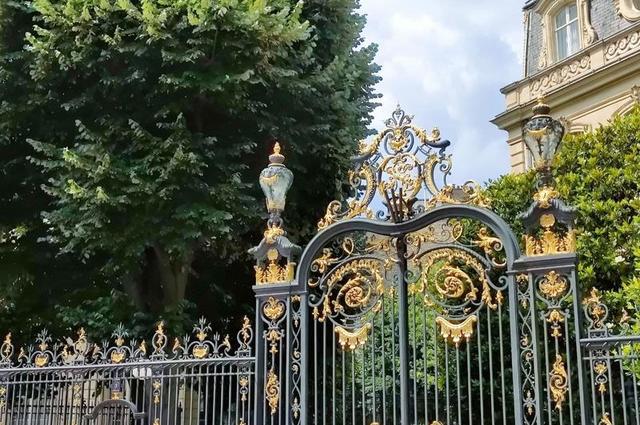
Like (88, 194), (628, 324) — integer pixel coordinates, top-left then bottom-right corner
(523, 98), (565, 187)
(249, 142), (300, 285)
(259, 142), (293, 227)
(520, 99), (576, 256)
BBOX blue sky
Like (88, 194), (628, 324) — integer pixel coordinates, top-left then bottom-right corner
(361, 0), (524, 184)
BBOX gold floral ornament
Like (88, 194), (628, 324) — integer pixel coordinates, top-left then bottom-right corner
(593, 360), (609, 394)
(0, 333), (13, 364)
(263, 297), (286, 321)
(599, 413), (613, 425)
(583, 287), (608, 331)
(33, 330), (52, 368)
(254, 248), (296, 284)
(539, 271), (568, 299)
(549, 354), (568, 410)
(547, 309), (565, 338)
(318, 105), (486, 229)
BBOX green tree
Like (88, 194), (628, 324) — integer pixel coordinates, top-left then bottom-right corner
(486, 106), (640, 296)
(0, 0), (380, 339)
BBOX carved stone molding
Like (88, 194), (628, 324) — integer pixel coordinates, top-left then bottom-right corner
(538, 20), (549, 70)
(615, 0), (640, 21)
(530, 55), (591, 96)
(580, 0), (597, 46)
(604, 28), (640, 62)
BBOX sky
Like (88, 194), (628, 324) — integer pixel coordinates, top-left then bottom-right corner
(360, 0), (524, 184)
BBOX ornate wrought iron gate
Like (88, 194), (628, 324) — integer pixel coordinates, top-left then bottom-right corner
(298, 205), (521, 425)
(2, 104), (640, 424)
(293, 108), (525, 425)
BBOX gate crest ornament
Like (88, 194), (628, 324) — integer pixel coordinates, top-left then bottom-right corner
(318, 105), (487, 228)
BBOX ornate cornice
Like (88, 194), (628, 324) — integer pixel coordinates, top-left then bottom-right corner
(530, 55), (591, 97)
(605, 27), (640, 62)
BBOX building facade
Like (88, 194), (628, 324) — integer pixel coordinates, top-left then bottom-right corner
(492, 0), (640, 172)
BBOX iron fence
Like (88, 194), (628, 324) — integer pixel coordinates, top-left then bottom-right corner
(0, 319), (254, 425)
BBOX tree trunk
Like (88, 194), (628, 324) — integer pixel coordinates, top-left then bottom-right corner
(127, 245), (194, 313)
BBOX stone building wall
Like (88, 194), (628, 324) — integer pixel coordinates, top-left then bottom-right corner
(524, 0), (634, 78)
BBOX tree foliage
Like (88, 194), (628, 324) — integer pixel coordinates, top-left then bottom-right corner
(0, 0), (379, 341)
(486, 106), (640, 301)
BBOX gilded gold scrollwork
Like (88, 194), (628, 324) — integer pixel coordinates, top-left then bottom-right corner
(473, 227), (506, 267)
(317, 106), (479, 229)
(265, 369), (280, 415)
(416, 248), (499, 310)
(549, 355), (568, 411)
(583, 288), (608, 330)
(314, 259), (385, 323)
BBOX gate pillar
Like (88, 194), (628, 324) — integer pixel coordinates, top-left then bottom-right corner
(250, 143), (303, 425)
(513, 100), (590, 425)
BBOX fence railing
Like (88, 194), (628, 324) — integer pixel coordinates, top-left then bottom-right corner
(581, 288), (640, 425)
(0, 318), (254, 425)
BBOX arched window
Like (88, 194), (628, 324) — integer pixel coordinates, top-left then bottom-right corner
(554, 3), (580, 60)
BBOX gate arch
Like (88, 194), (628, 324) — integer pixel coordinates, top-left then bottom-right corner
(297, 204), (521, 274)
(297, 203), (523, 425)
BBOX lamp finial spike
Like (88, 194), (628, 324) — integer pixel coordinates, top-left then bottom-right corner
(268, 141), (285, 165)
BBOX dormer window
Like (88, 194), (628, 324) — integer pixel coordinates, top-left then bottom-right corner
(554, 4), (580, 60)
(535, 0), (596, 70)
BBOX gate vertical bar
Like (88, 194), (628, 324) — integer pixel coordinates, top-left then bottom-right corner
(507, 272), (524, 425)
(397, 237), (411, 425)
(569, 267), (590, 425)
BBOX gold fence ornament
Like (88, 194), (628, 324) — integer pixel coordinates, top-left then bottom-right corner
(317, 106), (483, 229)
(583, 287), (608, 330)
(547, 309), (566, 338)
(473, 227), (506, 267)
(435, 315), (477, 347)
(533, 186), (560, 209)
(600, 413), (613, 425)
(0, 333), (12, 363)
(549, 354), (568, 410)
(263, 297), (285, 321)
(335, 323), (372, 351)
(265, 369), (280, 415)
(539, 271), (568, 299)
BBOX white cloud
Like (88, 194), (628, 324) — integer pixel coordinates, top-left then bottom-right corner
(360, 0), (523, 183)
